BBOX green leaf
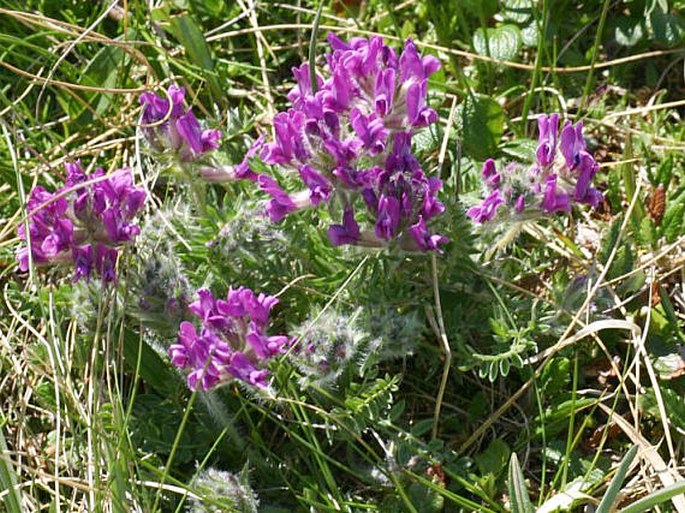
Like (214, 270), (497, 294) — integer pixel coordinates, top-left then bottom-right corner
(640, 388), (685, 430)
(462, 0), (498, 18)
(473, 25), (522, 61)
(661, 201), (685, 242)
(501, 0), (533, 24)
(500, 138), (537, 161)
(508, 453), (534, 513)
(649, 3), (685, 46)
(619, 480), (685, 513)
(614, 17), (646, 47)
(456, 95), (504, 160)
(599, 215), (623, 265)
(655, 154), (674, 186)
(540, 357), (571, 400)
(0, 423), (22, 513)
(520, 21), (540, 47)
(639, 217), (657, 247)
(407, 482), (445, 513)
(596, 445), (639, 513)
(475, 438), (510, 477)
(123, 329), (181, 396)
(169, 15), (221, 98)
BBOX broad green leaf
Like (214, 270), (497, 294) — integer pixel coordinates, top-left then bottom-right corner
(614, 17), (646, 47)
(169, 15), (221, 98)
(408, 482), (445, 513)
(475, 438), (510, 477)
(500, 139), (537, 161)
(501, 0), (533, 24)
(540, 357), (571, 400)
(456, 95), (504, 160)
(649, 3), (685, 46)
(652, 353), (685, 381)
(473, 25), (522, 61)
(521, 21), (539, 47)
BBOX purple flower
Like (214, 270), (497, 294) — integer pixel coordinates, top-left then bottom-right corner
(350, 108), (387, 155)
(176, 110), (222, 161)
(258, 175), (299, 223)
(409, 215), (448, 253)
(218, 286), (279, 327)
(234, 135), (265, 182)
(139, 85), (222, 162)
(226, 352), (269, 388)
(16, 162), (146, 284)
(246, 323), (288, 359)
(261, 111), (309, 166)
(560, 120), (586, 169)
(467, 190), (505, 223)
(421, 177), (445, 219)
(541, 175), (571, 213)
(374, 68), (396, 117)
(469, 114), (603, 224)
(170, 285), (290, 391)
(288, 63), (324, 106)
(514, 195), (526, 213)
(299, 165), (332, 205)
(72, 244), (93, 283)
(399, 39), (441, 81)
(140, 84), (185, 125)
(573, 153), (603, 207)
(327, 207), (361, 246)
(374, 195), (401, 240)
(94, 244), (119, 284)
(239, 34), (445, 252)
(536, 114), (560, 168)
(481, 159), (501, 189)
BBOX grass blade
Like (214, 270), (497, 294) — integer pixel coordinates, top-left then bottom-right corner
(0, 422), (22, 513)
(595, 445), (639, 513)
(619, 481), (685, 513)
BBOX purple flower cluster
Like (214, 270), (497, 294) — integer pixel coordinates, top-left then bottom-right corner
(244, 34), (447, 253)
(139, 85), (221, 162)
(468, 115), (603, 224)
(169, 287), (292, 390)
(17, 162), (146, 284)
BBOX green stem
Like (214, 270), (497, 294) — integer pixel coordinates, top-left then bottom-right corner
(309, 2), (325, 95)
(521, 0), (548, 130)
(579, 0), (611, 113)
(152, 391), (198, 512)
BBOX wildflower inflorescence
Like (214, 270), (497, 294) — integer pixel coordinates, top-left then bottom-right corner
(467, 114), (603, 224)
(245, 33), (448, 253)
(139, 85), (221, 163)
(169, 286), (292, 390)
(17, 161), (146, 284)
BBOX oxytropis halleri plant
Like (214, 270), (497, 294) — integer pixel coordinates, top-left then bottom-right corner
(139, 84), (253, 183)
(169, 287), (292, 390)
(17, 161), (146, 283)
(188, 467), (259, 513)
(467, 114), (603, 224)
(244, 33), (448, 253)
